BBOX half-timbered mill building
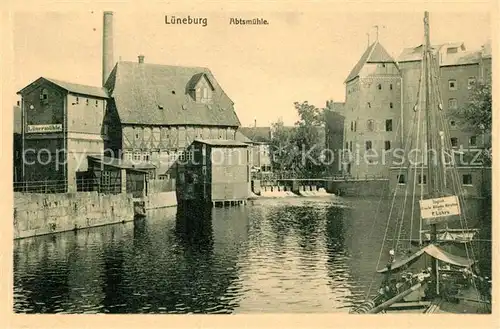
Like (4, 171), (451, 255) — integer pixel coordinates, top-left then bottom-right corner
(102, 57), (241, 182)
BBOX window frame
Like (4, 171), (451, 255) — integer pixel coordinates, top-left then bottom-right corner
(448, 79), (457, 91)
(468, 77), (476, 89)
(448, 98), (458, 110)
(462, 174), (473, 186)
(418, 174), (427, 185)
(385, 119), (393, 132)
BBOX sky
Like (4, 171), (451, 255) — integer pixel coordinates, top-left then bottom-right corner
(10, 5), (492, 127)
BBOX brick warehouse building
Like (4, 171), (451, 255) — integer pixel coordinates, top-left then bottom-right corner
(341, 40), (403, 178)
(16, 11), (243, 193)
(336, 39), (491, 181)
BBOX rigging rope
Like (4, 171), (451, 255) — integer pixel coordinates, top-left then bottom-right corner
(409, 56), (426, 249)
(393, 110), (420, 253)
(364, 108), (413, 299)
(429, 55), (485, 309)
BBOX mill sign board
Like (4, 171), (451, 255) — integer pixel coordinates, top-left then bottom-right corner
(26, 124), (63, 133)
(419, 196), (461, 225)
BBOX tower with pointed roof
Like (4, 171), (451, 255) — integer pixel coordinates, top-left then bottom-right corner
(342, 41), (402, 178)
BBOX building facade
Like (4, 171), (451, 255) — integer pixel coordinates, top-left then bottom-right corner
(16, 78), (108, 192)
(342, 41), (403, 178)
(336, 39), (492, 185)
(14, 11), (244, 195)
(237, 127), (273, 173)
(324, 101), (345, 176)
(102, 59), (241, 181)
(398, 41), (492, 155)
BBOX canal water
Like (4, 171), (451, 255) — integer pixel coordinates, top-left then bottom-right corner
(13, 196), (487, 314)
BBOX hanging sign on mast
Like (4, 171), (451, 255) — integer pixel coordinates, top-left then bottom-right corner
(419, 196), (461, 223)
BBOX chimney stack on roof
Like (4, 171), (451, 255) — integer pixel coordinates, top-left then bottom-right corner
(138, 55), (145, 64)
(102, 11), (114, 86)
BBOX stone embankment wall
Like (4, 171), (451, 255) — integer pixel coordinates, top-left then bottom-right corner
(144, 179), (177, 209)
(14, 192), (134, 239)
(143, 191), (177, 210)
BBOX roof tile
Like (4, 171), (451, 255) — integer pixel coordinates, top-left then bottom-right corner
(105, 61), (241, 127)
(345, 42), (396, 83)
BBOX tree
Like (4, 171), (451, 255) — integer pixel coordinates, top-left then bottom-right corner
(269, 102), (327, 177)
(269, 118), (296, 172)
(450, 81), (492, 277)
(452, 81), (492, 134)
(450, 81), (492, 165)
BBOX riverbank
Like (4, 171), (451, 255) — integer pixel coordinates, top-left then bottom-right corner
(13, 191), (178, 239)
(14, 192), (135, 239)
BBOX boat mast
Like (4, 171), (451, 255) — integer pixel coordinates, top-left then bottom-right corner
(423, 11), (439, 296)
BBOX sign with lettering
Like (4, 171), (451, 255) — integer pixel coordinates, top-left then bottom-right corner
(419, 196), (461, 224)
(26, 124), (63, 133)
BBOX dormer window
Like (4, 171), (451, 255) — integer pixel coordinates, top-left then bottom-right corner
(200, 85), (212, 103)
(189, 73), (214, 103)
(447, 47), (458, 54)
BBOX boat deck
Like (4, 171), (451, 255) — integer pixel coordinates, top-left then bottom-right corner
(429, 288), (490, 314)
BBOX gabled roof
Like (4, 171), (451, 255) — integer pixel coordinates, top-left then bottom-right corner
(441, 50), (481, 67)
(186, 73), (215, 91)
(17, 77), (108, 98)
(344, 41), (396, 83)
(105, 61), (240, 127)
(235, 130), (254, 144)
(238, 127), (272, 143)
(397, 42), (466, 63)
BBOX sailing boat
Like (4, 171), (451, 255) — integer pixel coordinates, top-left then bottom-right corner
(350, 12), (491, 314)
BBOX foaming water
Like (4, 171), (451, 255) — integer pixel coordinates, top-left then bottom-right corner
(13, 196), (484, 313)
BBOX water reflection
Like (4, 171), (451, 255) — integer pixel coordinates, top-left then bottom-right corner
(13, 197), (487, 313)
(175, 206), (213, 253)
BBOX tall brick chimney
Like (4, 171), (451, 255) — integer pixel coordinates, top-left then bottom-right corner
(102, 11), (114, 86)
